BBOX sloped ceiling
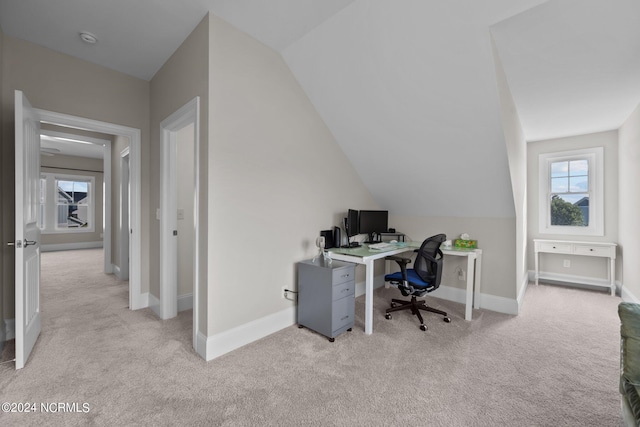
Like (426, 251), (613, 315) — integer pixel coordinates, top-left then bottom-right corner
(491, 0), (640, 142)
(1, 0), (638, 218)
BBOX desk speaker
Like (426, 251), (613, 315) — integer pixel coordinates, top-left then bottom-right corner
(320, 230), (334, 249)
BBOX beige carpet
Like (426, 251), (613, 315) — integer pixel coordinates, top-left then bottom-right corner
(0, 249), (623, 426)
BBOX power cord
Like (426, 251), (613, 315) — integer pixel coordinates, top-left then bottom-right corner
(283, 288), (298, 299)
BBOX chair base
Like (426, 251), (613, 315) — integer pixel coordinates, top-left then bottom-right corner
(385, 296), (451, 330)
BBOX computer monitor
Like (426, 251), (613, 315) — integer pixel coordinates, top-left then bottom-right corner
(345, 209), (359, 237)
(359, 210), (388, 243)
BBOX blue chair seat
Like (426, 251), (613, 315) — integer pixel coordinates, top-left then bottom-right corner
(385, 269), (432, 290)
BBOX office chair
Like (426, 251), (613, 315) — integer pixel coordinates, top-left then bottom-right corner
(384, 233), (451, 331)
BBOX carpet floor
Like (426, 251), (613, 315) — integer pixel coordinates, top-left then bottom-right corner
(0, 249), (624, 426)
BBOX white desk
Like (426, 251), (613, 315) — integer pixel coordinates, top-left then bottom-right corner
(533, 239), (617, 296)
(328, 243), (482, 334)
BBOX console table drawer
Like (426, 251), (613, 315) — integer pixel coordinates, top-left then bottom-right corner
(574, 245), (613, 257)
(538, 242), (572, 253)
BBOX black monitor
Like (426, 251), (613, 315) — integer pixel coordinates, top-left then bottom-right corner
(345, 209), (359, 237)
(359, 210), (388, 243)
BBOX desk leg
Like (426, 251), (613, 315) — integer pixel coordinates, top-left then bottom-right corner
(465, 255), (474, 321)
(365, 258), (374, 335)
(473, 252), (482, 310)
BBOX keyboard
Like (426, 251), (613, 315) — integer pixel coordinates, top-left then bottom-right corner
(368, 242), (397, 251)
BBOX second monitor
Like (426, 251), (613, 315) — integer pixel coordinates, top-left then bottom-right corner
(359, 210), (388, 243)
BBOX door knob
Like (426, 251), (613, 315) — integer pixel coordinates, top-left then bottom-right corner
(24, 240), (37, 247)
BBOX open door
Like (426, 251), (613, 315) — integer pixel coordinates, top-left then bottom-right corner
(14, 90), (42, 369)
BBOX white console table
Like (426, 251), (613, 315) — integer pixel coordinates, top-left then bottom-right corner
(533, 239), (617, 296)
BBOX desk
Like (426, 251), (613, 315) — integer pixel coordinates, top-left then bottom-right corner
(533, 239), (617, 296)
(327, 243), (482, 334)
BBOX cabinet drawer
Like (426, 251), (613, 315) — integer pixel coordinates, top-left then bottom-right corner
(332, 296), (355, 331)
(332, 267), (355, 285)
(332, 280), (355, 301)
(538, 242), (571, 253)
(574, 245), (612, 257)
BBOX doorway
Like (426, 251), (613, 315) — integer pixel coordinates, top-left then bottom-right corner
(35, 108), (143, 310)
(159, 97), (200, 351)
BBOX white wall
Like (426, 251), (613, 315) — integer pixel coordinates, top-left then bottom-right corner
(491, 36), (528, 302)
(527, 131), (620, 282)
(619, 104), (640, 300)
(207, 13), (376, 336)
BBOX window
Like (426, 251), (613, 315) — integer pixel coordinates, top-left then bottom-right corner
(539, 147), (603, 236)
(39, 173), (95, 233)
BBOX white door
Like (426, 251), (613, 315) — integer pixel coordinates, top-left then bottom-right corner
(14, 90), (41, 369)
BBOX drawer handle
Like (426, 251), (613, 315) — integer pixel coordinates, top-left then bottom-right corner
(552, 246), (556, 249)
(342, 288), (350, 293)
(590, 248), (594, 251)
(341, 274), (350, 278)
(341, 315), (349, 321)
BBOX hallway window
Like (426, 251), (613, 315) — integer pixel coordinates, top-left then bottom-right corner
(39, 173), (95, 233)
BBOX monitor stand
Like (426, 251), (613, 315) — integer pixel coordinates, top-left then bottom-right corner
(364, 233), (381, 244)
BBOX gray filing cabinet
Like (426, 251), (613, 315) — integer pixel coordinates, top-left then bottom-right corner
(297, 258), (355, 342)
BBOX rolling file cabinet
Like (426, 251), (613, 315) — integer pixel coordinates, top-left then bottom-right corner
(297, 258), (355, 342)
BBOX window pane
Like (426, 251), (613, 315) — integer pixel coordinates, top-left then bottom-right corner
(551, 161), (568, 178)
(55, 179), (90, 229)
(551, 177), (568, 193)
(569, 159), (588, 177)
(570, 175), (588, 192)
(550, 194), (588, 226)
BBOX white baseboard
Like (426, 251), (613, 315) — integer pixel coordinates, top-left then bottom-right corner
(621, 285), (640, 304)
(112, 264), (121, 280)
(148, 293), (161, 318)
(4, 318), (15, 341)
(178, 293), (193, 312)
(138, 292), (150, 309)
(203, 306), (296, 361)
(147, 293), (192, 317)
(527, 270), (618, 294)
(432, 284), (519, 316)
(41, 241), (103, 252)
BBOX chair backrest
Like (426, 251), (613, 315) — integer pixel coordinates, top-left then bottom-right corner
(414, 234), (446, 286)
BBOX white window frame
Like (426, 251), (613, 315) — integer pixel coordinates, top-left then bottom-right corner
(538, 147), (603, 236)
(39, 172), (96, 234)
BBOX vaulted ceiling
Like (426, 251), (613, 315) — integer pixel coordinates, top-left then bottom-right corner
(2, 0), (638, 217)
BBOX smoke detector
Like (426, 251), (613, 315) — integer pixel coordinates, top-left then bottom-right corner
(79, 31), (98, 44)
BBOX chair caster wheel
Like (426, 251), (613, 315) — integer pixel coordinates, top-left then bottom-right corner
(420, 325), (427, 331)
(385, 313), (392, 320)
(328, 337), (335, 343)
(444, 317), (451, 323)
(390, 302), (396, 308)
(347, 328), (352, 331)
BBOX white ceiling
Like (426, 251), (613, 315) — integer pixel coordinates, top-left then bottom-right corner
(2, 0), (638, 217)
(491, 0), (640, 142)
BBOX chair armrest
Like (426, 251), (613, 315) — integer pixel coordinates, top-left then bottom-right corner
(386, 255), (412, 266)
